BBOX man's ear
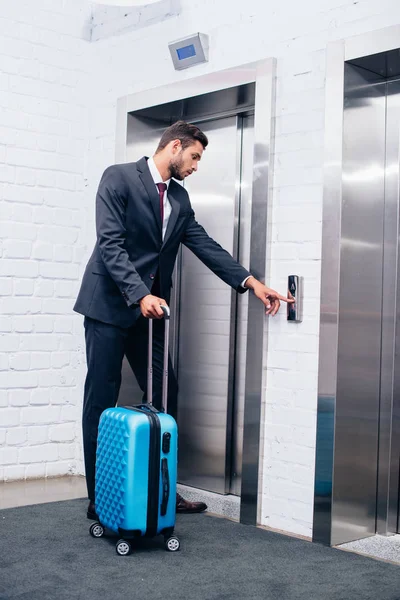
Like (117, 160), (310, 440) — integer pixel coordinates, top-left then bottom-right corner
(170, 139), (182, 154)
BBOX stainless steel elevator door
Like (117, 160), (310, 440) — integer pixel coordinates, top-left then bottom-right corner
(176, 115), (253, 495)
(332, 66), (400, 544)
(334, 66), (386, 544)
(118, 109), (254, 498)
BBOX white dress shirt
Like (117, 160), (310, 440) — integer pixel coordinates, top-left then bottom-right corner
(147, 156), (251, 289)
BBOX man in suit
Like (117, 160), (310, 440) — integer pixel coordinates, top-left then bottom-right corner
(74, 120), (292, 520)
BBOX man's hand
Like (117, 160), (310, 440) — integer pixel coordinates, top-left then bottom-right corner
(245, 276), (295, 316)
(139, 295), (168, 319)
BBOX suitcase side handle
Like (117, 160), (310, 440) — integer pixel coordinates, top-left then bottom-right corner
(147, 305), (170, 413)
(160, 458), (170, 516)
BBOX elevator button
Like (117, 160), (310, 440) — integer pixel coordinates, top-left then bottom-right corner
(287, 275), (302, 323)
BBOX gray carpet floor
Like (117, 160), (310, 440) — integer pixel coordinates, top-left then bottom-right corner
(1, 498), (399, 600)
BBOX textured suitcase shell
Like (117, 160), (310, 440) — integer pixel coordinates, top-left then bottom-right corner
(95, 405), (178, 537)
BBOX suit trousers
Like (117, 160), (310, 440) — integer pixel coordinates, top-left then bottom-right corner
(82, 315), (178, 502)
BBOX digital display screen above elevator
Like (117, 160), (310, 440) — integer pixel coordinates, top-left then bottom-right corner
(168, 33), (208, 70)
(176, 44), (196, 60)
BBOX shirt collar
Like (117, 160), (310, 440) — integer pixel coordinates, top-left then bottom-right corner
(147, 156), (171, 189)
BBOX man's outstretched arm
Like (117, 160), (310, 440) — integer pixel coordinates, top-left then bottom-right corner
(182, 213), (293, 315)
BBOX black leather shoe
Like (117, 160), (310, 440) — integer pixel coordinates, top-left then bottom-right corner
(176, 492), (207, 514)
(87, 501), (98, 520)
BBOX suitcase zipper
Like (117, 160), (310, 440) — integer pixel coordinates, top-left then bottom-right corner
(124, 405), (162, 537)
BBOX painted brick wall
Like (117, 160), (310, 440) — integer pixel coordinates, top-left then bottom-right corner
(0, 0), (91, 482)
(90, 0), (180, 41)
(84, 0), (400, 538)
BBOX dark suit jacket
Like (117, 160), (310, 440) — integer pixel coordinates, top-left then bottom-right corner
(74, 157), (251, 328)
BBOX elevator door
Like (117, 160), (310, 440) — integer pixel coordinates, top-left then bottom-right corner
(332, 66), (400, 543)
(118, 100), (254, 498)
(176, 115), (253, 495)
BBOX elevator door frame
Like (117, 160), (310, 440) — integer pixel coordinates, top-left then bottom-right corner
(115, 59), (276, 526)
(314, 25), (400, 546)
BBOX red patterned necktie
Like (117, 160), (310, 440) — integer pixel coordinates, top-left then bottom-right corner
(156, 182), (167, 223)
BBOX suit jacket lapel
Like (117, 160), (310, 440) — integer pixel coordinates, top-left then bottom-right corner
(163, 183), (181, 247)
(136, 157), (162, 235)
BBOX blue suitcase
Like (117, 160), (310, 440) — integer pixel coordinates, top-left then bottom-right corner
(89, 307), (180, 556)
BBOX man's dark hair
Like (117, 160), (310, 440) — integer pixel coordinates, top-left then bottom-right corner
(156, 120), (208, 153)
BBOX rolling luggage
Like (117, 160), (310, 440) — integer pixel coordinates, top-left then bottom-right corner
(89, 306), (180, 556)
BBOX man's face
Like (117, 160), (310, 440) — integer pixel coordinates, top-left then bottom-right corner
(168, 140), (204, 181)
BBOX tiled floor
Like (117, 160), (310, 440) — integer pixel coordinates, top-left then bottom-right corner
(338, 534), (400, 565)
(0, 476), (87, 510)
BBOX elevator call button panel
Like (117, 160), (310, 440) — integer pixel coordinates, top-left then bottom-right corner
(287, 275), (303, 323)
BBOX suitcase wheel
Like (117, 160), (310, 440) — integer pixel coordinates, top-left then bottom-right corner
(116, 539), (132, 556)
(165, 536), (180, 552)
(89, 522), (105, 538)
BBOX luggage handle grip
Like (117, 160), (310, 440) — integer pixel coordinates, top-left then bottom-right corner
(160, 305), (170, 320)
(160, 458), (170, 516)
(147, 305), (170, 413)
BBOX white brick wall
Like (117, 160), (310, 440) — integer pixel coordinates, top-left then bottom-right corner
(0, 0), (91, 483)
(2, 0), (400, 538)
(90, 0), (180, 41)
(83, 0), (400, 538)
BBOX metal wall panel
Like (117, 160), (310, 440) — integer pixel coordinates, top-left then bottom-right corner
(333, 64), (386, 545)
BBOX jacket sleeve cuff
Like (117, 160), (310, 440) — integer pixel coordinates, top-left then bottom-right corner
(237, 273), (252, 294)
(240, 276), (252, 289)
(122, 284), (151, 308)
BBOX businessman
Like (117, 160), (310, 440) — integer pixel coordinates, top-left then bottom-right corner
(74, 120), (292, 520)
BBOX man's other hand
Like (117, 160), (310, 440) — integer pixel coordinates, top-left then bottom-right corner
(244, 276), (295, 316)
(139, 295), (169, 319)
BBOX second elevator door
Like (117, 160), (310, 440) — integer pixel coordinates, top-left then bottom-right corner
(175, 115), (253, 495)
(331, 67), (400, 543)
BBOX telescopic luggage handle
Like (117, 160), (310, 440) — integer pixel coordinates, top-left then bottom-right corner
(147, 305), (170, 413)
